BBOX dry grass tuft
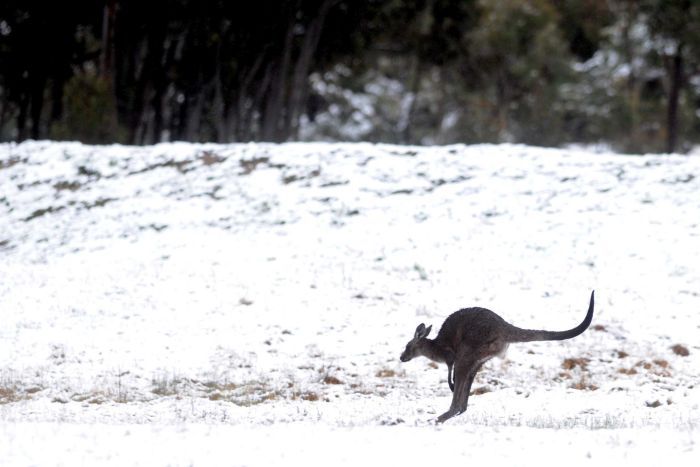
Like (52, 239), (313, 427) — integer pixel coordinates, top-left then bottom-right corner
(471, 386), (491, 396)
(637, 360), (653, 370)
(0, 386), (20, 404)
(199, 151), (226, 166)
(239, 157), (270, 174)
(70, 390), (123, 404)
(570, 377), (598, 391)
(616, 350), (629, 359)
(0, 157), (23, 170)
(653, 359), (669, 368)
(561, 357), (590, 370)
(323, 375), (343, 385)
(151, 376), (184, 396)
(634, 359), (672, 377)
(1, 381), (44, 404)
(617, 367), (638, 375)
(299, 392), (319, 401)
(671, 344), (689, 357)
(204, 377), (329, 405)
(349, 385), (366, 395)
(204, 381), (238, 392)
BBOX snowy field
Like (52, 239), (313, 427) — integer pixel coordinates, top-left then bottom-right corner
(1, 141), (699, 465)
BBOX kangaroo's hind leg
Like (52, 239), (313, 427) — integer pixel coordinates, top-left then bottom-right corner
(447, 362), (454, 392)
(436, 357), (481, 423)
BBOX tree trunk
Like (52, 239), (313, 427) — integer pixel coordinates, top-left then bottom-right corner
(174, 89), (190, 141)
(127, 55), (147, 144)
(213, 55), (226, 142)
(16, 92), (29, 141)
(495, 70), (509, 142)
(234, 53), (266, 141)
(150, 41), (176, 143)
(127, 19), (165, 144)
(254, 63), (276, 140)
(401, 54), (422, 144)
(150, 84), (165, 143)
(184, 86), (204, 141)
(50, 76), (65, 124)
(260, 12), (296, 142)
(666, 43), (683, 154)
(0, 100), (6, 135)
(29, 73), (47, 139)
(621, 1), (640, 152)
(101, 0), (117, 84)
(286, 0), (337, 139)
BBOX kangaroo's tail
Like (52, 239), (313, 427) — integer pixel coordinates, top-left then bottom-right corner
(506, 291), (594, 343)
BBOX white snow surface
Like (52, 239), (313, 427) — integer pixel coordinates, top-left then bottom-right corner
(1, 141), (699, 465)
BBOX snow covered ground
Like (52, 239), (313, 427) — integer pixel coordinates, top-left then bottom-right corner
(1, 141), (698, 465)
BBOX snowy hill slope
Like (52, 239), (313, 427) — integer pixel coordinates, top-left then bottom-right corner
(1, 141), (699, 464)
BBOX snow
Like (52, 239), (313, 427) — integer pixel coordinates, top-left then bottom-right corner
(1, 141), (699, 465)
(1, 423), (696, 466)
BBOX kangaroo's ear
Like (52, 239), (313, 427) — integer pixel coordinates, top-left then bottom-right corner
(414, 323), (426, 338)
(424, 325), (432, 337)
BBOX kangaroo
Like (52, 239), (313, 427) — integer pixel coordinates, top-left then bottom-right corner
(400, 291), (594, 423)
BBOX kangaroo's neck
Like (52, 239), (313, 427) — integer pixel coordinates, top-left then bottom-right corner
(419, 339), (453, 364)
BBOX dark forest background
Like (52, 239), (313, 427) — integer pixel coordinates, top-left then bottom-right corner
(1, 0), (699, 152)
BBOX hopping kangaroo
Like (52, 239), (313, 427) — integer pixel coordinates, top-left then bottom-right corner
(400, 291), (594, 423)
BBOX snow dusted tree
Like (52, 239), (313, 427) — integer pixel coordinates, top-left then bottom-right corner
(641, 0), (700, 153)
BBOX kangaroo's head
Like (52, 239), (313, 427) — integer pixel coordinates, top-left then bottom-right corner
(400, 323), (432, 362)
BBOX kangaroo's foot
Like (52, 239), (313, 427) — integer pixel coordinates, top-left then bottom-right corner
(436, 410), (457, 424)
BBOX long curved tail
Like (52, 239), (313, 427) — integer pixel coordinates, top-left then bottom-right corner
(506, 291), (595, 343)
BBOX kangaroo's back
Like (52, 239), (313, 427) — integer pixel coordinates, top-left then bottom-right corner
(433, 291), (594, 349)
(434, 308), (510, 350)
